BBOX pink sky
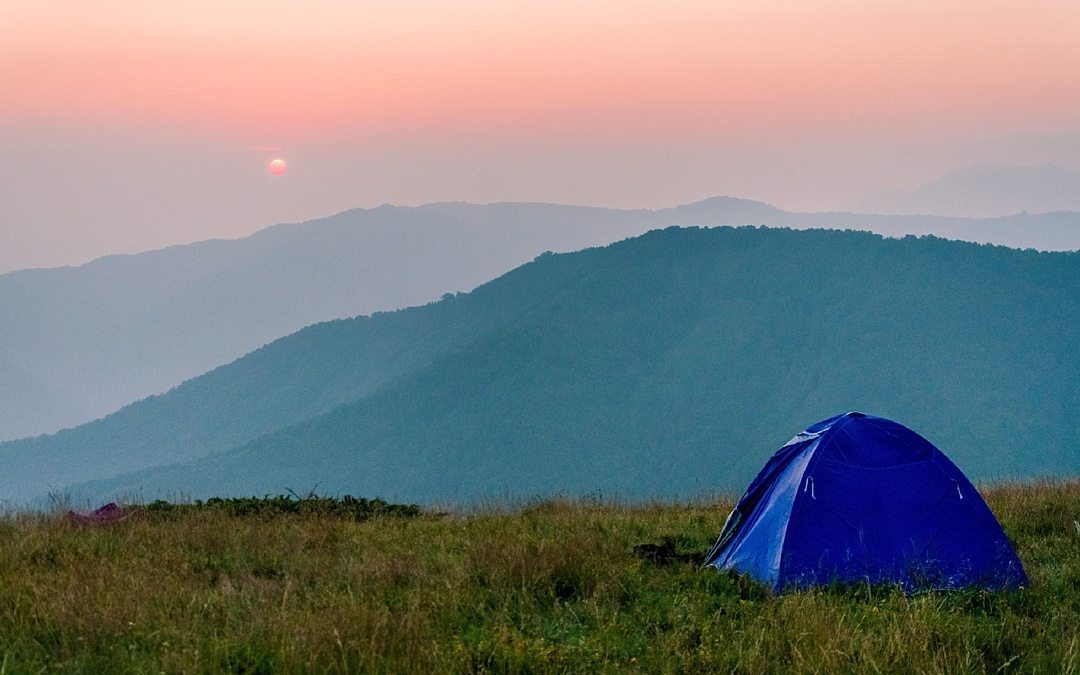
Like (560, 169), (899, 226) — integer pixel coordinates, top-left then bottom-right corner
(2, 0), (1079, 271)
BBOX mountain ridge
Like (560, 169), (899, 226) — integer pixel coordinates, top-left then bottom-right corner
(4, 225), (1076, 506)
(856, 163), (1080, 218)
(3, 198), (1078, 443)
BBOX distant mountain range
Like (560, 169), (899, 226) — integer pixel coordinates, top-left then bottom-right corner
(0, 202), (660, 441)
(2, 226), (1077, 506)
(857, 164), (1080, 218)
(2, 198), (1079, 443)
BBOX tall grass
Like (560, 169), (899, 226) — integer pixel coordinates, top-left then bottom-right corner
(0, 482), (1076, 673)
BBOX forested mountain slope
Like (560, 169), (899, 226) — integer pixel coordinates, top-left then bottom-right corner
(4, 198), (1077, 442)
(45, 226), (1078, 505)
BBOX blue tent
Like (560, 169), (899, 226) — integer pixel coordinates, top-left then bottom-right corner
(704, 412), (1027, 591)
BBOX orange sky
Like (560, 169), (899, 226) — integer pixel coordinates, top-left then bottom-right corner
(2, 1), (1079, 271)
(6, 1), (1079, 137)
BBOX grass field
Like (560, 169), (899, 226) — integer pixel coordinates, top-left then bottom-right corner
(0, 482), (1077, 673)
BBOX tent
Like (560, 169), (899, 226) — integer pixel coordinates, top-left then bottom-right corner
(704, 412), (1027, 591)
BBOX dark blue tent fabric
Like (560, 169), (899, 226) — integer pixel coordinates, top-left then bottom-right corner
(705, 412), (1028, 591)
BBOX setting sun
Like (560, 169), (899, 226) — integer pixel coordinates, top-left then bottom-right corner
(268, 158), (287, 175)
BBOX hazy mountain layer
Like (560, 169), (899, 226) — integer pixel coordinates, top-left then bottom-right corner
(3, 198), (1079, 443)
(10, 226), (1075, 506)
(857, 164), (1080, 218)
(0, 202), (664, 441)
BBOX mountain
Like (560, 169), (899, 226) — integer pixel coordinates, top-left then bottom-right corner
(857, 164), (1080, 218)
(0, 202), (668, 441)
(0, 252), (587, 504)
(3, 198), (1079, 443)
(3, 226), (1077, 506)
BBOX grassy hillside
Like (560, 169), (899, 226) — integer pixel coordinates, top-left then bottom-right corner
(0, 482), (1076, 673)
(84, 226), (1080, 504)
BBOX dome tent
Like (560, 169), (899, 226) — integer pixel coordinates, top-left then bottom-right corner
(704, 412), (1027, 591)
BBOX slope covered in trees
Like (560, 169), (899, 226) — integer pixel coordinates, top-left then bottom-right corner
(24, 226), (1076, 506)
(4, 198), (1078, 442)
(0, 201), (665, 441)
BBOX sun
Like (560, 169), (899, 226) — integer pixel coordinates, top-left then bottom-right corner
(268, 158), (287, 175)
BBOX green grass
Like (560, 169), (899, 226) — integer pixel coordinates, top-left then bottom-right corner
(0, 482), (1077, 673)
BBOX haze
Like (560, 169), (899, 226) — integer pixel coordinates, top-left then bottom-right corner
(3, 0), (1080, 273)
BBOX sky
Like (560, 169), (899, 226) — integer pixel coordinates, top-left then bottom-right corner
(2, 0), (1079, 273)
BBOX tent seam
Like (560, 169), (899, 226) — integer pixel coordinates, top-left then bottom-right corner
(772, 437), (823, 589)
